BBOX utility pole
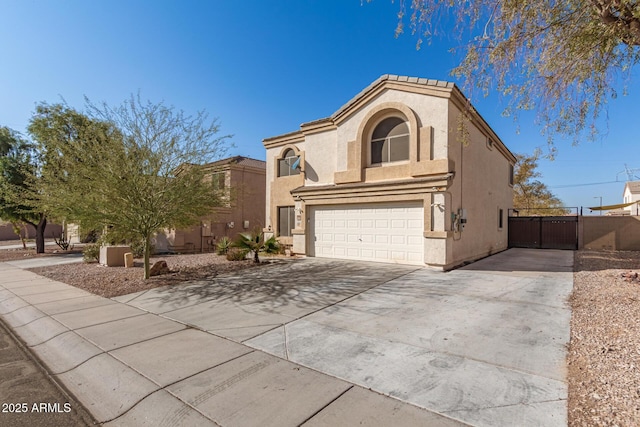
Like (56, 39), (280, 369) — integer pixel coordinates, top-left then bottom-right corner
(594, 196), (602, 215)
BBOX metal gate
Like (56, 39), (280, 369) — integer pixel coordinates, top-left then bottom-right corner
(508, 216), (578, 250)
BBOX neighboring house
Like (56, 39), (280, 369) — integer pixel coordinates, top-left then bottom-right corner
(0, 222), (63, 241)
(157, 156), (266, 252)
(622, 181), (640, 215)
(67, 156), (266, 251)
(263, 75), (516, 270)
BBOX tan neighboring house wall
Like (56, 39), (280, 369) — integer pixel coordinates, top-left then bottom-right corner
(0, 223), (63, 241)
(263, 75), (516, 269)
(156, 156), (266, 252)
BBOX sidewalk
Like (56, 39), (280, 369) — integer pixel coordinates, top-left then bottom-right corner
(0, 261), (466, 426)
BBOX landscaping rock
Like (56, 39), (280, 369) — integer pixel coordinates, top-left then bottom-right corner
(149, 260), (170, 277)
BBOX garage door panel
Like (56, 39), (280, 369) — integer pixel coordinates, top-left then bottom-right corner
(407, 236), (423, 245)
(407, 219), (422, 228)
(391, 235), (405, 245)
(375, 235), (388, 244)
(311, 202), (424, 266)
(407, 252), (423, 262)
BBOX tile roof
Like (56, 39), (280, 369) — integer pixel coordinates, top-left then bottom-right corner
(204, 156), (265, 170)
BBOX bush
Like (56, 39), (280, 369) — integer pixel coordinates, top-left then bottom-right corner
(226, 248), (248, 261)
(217, 236), (231, 255)
(83, 243), (100, 263)
(263, 235), (280, 254)
(129, 239), (154, 258)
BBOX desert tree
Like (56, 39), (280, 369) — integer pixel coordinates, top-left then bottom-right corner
(0, 126), (48, 252)
(32, 97), (232, 279)
(513, 151), (567, 215)
(375, 0), (640, 152)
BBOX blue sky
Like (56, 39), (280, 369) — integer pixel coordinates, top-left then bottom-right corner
(2, 0), (639, 211)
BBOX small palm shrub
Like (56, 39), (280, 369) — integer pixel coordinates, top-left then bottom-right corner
(233, 228), (279, 263)
(217, 236), (231, 255)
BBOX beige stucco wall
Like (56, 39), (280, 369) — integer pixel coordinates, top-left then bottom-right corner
(0, 223), (63, 241)
(446, 102), (513, 267)
(581, 216), (640, 250)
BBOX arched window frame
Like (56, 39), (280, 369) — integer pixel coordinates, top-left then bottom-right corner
(277, 146), (303, 177)
(369, 116), (411, 165)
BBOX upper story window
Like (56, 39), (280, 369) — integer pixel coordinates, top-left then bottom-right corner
(370, 117), (409, 164)
(212, 172), (225, 190)
(278, 149), (301, 177)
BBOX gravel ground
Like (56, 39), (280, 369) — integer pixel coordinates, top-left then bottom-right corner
(26, 253), (266, 298)
(569, 250), (640, 426)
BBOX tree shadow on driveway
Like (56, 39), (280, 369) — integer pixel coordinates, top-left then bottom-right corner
(125, 258), (419, 316)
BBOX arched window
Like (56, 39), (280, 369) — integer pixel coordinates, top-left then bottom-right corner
(278, 148), (301, 177)
(370, 117), (409, 164)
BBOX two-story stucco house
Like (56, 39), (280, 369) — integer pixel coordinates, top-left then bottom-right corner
(156, 156), (266, 252)
(263, 75), (516, 270)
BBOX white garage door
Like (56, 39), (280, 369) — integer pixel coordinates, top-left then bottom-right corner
(310, 202), (424, 265)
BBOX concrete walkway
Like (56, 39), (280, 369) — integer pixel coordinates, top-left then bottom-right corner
(0, 260), (464, 426)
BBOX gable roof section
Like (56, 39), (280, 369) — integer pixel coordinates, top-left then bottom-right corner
(330, 75), (455, 124)
(263, 74), (515, 163)
(624, 181), (640, 195)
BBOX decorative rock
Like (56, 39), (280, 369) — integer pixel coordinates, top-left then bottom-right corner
(124, 253), (134, 268)
(149, 260), (170, 277)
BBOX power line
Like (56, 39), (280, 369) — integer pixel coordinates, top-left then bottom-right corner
(551, 180), (621, 189)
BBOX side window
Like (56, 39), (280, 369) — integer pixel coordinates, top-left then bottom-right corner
(278, 149), (301, 177)
(278, 206), (295, 237)
(498, 208), (504, 229)
(212, 172), (225, 190)
(509, 164), (514, 186)
(370, 117), (409, 164)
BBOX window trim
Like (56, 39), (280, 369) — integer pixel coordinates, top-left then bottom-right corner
(369, 116), (410, 166)
(277, 147), (302, 177)
(508, 164), (514, 186)
(278, 206), (295, 237)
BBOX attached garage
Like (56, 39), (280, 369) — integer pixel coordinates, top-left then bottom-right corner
(309, 202), (424, 265)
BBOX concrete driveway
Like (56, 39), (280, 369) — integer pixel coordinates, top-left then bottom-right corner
(119, 248), (573, 427)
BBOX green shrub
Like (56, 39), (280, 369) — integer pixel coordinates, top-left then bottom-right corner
(83, 243), (100, 263)
(129, 239), (154, 258)
(217, 236), (231, 255)
(226, 248), (248, 261)
(263, 235), (280, 254)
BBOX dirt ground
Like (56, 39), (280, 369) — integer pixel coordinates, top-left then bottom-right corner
(1, 243), (639, 425)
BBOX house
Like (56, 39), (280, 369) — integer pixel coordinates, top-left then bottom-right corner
(262, 75), (516, 270)
(622, 181), (640, 215)
(155, 156), (266, 252)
